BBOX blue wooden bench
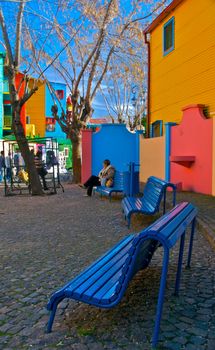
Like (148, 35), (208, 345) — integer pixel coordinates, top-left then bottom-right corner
(122, 176), (177, 228)
(46, 202), (197, 347)
(93, 170), (125, 201)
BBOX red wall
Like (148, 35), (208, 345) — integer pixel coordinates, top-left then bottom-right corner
(170, 105), (213, 195)
(81, 129), (92, 183)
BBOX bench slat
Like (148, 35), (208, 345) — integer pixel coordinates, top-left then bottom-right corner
(60, 235), (134, 293)
(69, 245), (133, 297)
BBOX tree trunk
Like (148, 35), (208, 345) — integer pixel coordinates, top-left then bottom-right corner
(12, 108), (44, 195)
(71, 133), (82, 184)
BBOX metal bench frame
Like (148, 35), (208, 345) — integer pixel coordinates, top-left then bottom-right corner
(47, 202), (197, 347)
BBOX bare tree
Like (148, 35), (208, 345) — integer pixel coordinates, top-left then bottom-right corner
(0, 0), (78, 194)
(0, 0), (44, 194)
(100, 42), (147, 131)
(46, 0), (168, 183)
(0, 0), (169, 189)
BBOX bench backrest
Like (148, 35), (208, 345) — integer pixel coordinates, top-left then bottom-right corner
(142, 176), (177, 214)
(113, 171), (124, 190)
(142, 177), (165, 212)
(118, 202), (197, 290)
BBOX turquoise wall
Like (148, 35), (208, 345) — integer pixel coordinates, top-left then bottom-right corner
(0, 54), (5, 139)
(45, 81), (67, 139)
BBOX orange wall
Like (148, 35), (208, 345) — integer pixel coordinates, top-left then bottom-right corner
(26, 80), (45, 137)
(149, 0), (215, 126)
(140, 136), (165, 183)
(170, 105), (213, 194)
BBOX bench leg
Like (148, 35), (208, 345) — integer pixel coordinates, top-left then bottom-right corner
(46, 296), (64, 333)
(47, 302), (58, 333)
(163, 190), (166, 214)
(186, 217), (196, 268)
(127, 215), (131, 229)
(152, 247), (169, 348)
(173, 188), (176, 207)
(174, 231), (185, 296)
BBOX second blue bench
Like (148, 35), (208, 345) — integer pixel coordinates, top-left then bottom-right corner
(122, 176), (177, 227)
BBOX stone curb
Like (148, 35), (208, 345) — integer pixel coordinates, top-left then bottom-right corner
(197, 217), (215, 250)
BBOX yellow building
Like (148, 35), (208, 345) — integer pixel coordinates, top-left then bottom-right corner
(144, 0), (215, 136)
(26, 79), (46, 137)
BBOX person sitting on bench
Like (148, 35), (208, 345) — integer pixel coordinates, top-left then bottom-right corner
(81, 159), (115, 196)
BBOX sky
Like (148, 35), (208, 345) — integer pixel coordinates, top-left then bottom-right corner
(0, 0), (171, 119)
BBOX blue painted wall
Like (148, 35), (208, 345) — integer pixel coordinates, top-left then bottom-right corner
(0, 54), (5, 139)
(45, 81), (67, 139)
(92, 124), (141, 175)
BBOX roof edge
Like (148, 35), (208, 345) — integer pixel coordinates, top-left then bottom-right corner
(144, 0), (185, 34)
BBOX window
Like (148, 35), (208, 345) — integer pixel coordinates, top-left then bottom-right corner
(26, 116), (31, 124)
(64, 148), (69, 157)
(150, 120), (163, 138)
(163, 17), (174, 55)
(56, 90), (64, 100)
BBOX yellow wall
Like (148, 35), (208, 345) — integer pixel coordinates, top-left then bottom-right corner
(140, 135), (165, 183)
(149, 0), (215, 126)
(26, 80), (45, 137)
(212, 119), (215, 196)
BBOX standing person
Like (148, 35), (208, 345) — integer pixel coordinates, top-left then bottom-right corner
(34, 151), (48, 190)
(5, 152), (12, 181)
(80, 159), (115, 196)
(0, 151), (5, 182)
(13, 150), (20, 176)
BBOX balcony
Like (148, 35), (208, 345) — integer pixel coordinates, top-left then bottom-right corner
(3, 115), (12, 130)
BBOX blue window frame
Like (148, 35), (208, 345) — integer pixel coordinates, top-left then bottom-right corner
(150, 120), (163, 138)
(163, 17), (175, 56)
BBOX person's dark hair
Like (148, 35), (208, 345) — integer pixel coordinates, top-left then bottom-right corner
(103, 159), (110, 166)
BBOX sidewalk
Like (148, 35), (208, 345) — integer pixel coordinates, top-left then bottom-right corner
(171, 191), (215, 250)
(0, 185), (214, 350)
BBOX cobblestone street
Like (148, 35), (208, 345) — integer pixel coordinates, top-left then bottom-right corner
(0, 185), (215, 350)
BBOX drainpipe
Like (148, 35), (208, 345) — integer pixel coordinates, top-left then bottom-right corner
(144, 32), (151, 138)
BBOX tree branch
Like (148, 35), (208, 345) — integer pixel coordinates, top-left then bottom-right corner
(0, 8), (14, 65)
(15, 0), (26, 68)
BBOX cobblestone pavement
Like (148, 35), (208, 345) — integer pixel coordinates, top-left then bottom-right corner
(0, 185), (215, 350)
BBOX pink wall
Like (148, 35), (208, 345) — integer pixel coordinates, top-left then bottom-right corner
(81, 129), (92, 183)
(170, 104), (213, 194)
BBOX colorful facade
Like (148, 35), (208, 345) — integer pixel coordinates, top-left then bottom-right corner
(0, 53), (4, 139)
(2, 73), (27, 137)
(0, 67), (72, 170)
(26, 79), (46, 137)
(45, 82), (66, 139)
(144, 0), (215, 133)
(0, 75), (67, 140)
